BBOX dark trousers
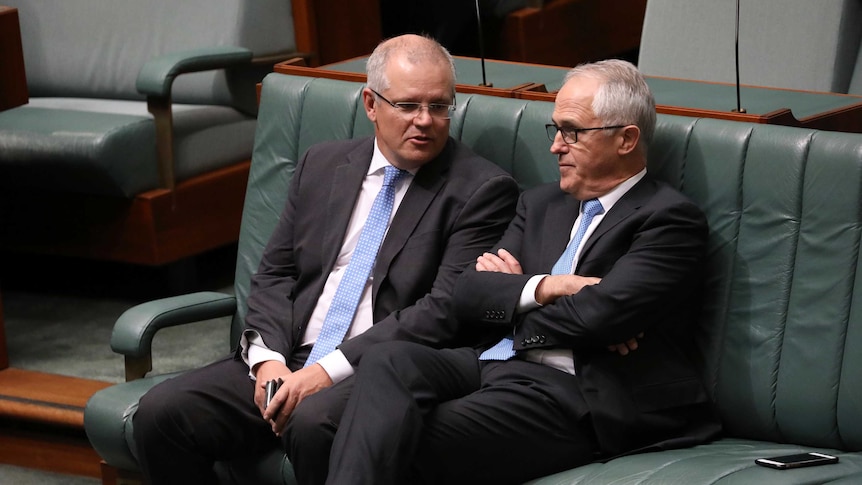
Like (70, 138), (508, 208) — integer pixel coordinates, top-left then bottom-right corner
(327, 342), (599, 485)
(133, 356), (278, 485)
(133, 346), (352, 485)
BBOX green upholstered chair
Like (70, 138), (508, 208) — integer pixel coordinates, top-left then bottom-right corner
(638, 0), (862, 93)
(0, 0), (309, 266)
(85, 72), (862, 484)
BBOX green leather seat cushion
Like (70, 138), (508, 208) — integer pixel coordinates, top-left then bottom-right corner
(0, 98), (256, 197)
(527, 439), (862, 484)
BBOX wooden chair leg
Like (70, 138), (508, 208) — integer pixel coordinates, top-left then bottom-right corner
(100, 461), (144, 485)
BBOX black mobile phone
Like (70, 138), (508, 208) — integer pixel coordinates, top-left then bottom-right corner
(755, 452), (839, 470)
(264, 378), (283, 410)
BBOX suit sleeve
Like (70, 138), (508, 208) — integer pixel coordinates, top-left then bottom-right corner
(241, 150), (308, 356)
(519, 198), (708, 350)
(452, 191), (535, 334)
(338, 172), (520, 364)
(455, 190), (708, 351)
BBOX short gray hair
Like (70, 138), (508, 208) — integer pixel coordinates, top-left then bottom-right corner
(365, 34), (456, 94)
(564, 59), (656, 148)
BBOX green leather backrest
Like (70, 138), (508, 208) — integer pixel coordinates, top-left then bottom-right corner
(7, 0), (296, 111)
(235, 72), (862, 452)
(655, 116), (862, 452)
(638, 0), (862, 93)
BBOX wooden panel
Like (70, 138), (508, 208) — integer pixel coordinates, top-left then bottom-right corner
(0, 294), (6, 370)
(0, 160), (250, 266)
(100, 462), (144, 485)
(515, 79), (862, 134)
(312, 0), (382, 65)
(0, 368), (110, 478)
(290, 0), (320, 66)
(273, 60), (533, 99)
(500, 0), (647, 67)
(797, 103), (862, 134)
(0, 6), (29, 111)
(0, 423), (102, 478)
(0, 368), (111, 428)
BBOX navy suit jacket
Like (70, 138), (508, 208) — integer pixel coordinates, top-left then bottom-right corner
(243, 136), (519, 367)
(454, 175), (721, 457)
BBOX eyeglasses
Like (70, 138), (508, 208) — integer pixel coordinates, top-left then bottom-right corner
(545, 123), (626, 145)
(370, 89), (456, 120)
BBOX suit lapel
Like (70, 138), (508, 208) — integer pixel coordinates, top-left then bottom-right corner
(323, 140), (373, 270)
(578, 177), (656, 260)
(543, 194), (581, 272)
(372, 140), (452, 292)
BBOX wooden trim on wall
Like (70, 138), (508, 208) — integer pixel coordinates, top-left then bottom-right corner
(289, 0), (383, 67)
(0, 6), (29, 111)
(0, 422), (103, 478)
(290, 0), (320, 66)
(0, 161), (250, 266)
(500, 0), (646, 67)
(0, 294), (7, 370)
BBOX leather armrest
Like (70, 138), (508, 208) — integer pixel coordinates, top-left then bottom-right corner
(136, 46), (253, 98)
(111, 291), (236, 380)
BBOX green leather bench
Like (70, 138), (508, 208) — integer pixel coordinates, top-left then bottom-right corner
(84, 72), (862, 484)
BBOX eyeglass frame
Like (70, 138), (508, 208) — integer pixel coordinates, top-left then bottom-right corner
(545, 123), (627, 145)
(369, 88), (456, 120)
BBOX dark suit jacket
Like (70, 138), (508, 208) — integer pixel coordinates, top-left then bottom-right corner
(243, 136), (519, 367)
(454, 175), (721, 457)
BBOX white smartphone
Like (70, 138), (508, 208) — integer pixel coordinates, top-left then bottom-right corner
(755, 452), (839, 470)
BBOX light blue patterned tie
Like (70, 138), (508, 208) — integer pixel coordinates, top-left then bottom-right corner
(479, 198), (603, 361)
(305, 166), (406, 366)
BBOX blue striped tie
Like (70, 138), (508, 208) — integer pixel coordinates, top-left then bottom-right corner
(479, 198), (603, 361)
(305, 166), (406, 366)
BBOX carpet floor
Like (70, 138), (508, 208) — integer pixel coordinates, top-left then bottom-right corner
(1, 245), (239, 482)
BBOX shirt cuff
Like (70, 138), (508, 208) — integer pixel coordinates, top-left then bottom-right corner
(244, 330), (286, 380)
(518, 274), (547, 312)
(315, 350), (354, 384)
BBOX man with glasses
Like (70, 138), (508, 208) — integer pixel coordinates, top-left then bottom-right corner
(132, 34), (519, 485)
(327, 59), (721, 484)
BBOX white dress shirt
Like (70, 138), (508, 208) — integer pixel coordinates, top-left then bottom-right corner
(515, 169), (646, 374)
(241, 139), (414, 383)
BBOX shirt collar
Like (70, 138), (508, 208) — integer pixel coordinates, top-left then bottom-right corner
(593, 168), (646, 213)
(370, 138), (420, 176)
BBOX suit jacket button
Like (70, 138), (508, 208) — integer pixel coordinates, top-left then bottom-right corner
(539, 336), (546, 344)
(521, 339), (528, 346)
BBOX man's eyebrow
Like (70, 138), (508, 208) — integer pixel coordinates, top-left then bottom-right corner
(552, 120), (578, 129)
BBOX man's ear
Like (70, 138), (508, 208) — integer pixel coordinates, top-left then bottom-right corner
(617, 125), (641, 155)
(362, 88), (377, 122)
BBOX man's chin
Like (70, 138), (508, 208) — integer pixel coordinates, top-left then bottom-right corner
(395, 149), (439, 170)
(558, 180), (582, 197)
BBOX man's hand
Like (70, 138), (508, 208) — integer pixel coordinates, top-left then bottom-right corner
(534, 274), (601, 305)
(607, 333), (644, 356)
(253, 360), (291, 416)
(262, 363), (333, 436)
(476, 248), (522, 274)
